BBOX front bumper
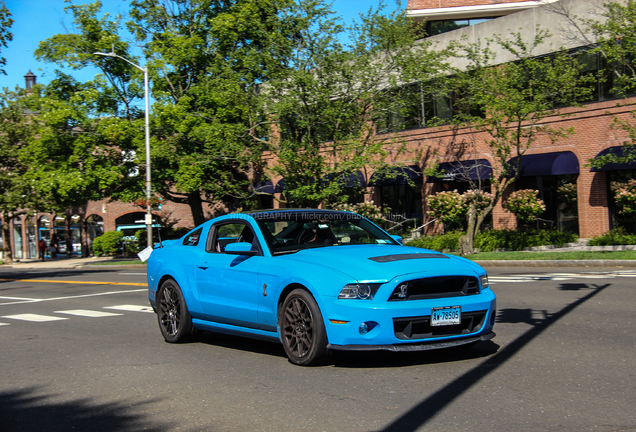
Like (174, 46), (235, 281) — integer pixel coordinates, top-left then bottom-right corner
(328, 331), (495, 352)
(319, 289), (497, 347)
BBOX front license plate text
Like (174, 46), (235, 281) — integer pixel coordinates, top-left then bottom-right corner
(431, 306), (461, 326)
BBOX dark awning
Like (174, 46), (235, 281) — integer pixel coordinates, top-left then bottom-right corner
(369, 165), (423, 186)
(322, 171), (366, 188)
(252, 180), (275, 194)
(590, 146), (636, 171)
(427, 159), (493, 183)
(275, 179), (286, 193)
(507, 151), (579, 177)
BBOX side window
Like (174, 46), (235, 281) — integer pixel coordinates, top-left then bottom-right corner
(182, 228), (203, 246)
(212, 222), (258, 253)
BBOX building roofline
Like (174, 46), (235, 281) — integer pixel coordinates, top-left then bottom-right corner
(407, 0), (560, 21)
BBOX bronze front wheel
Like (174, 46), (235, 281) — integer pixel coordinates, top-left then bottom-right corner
(280, 289), (328, 366)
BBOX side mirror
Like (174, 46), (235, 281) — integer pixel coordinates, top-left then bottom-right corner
(390, 235), (403, 245)
(225, 242), (258, 256)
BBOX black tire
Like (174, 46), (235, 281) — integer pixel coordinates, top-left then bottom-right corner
(279, 289), (328, 366)
(157, 279), (197, 343)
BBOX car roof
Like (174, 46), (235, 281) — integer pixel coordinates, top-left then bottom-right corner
(240, 209), (361, 220)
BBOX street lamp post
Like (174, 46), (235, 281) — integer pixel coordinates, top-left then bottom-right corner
(93, 51), (153, 249)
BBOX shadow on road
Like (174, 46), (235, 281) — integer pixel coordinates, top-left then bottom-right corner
(379, 282), (611, 432)
(0, 386), (172, 432)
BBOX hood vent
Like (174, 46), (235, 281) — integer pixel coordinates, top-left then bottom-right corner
(369, 253), (450, 263)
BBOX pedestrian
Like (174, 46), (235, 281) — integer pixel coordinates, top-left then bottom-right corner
(49, 236), (58, 260)
(38, 238), (47, 261)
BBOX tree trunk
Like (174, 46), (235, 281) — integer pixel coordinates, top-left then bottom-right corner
(460, 204), (478, 256)
(188, 194), (206, 227)
(1, 214), (13, 264)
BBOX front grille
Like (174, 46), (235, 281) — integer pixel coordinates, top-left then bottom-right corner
(388, 275), (479, 301)
(393, 310), (487, 340)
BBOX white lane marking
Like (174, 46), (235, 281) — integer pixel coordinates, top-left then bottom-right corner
(104, 305), (153, 313)
(2, 314), (68, 322)
(55, 309), (123, 317)
(488, 270), (636, 284)
(0, 289), (147, 306)
(0, 322), (9, 326)
(0, 296), (43, 301)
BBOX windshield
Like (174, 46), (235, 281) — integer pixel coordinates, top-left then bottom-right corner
(253, 211), (399, 255)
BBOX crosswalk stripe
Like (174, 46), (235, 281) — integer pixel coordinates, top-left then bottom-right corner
(1, 314), (68, 322)
(55, 309), (123, 317)
(104, 305), (154, 313)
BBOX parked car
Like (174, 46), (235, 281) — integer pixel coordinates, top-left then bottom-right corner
(146, 209), (496, 365)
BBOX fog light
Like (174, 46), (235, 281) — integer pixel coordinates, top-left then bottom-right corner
(359, 322), (369, 335)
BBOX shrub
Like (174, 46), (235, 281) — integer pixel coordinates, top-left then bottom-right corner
(426, 190), (466, 227)
(406, 229), (578, 252)
(474, 229), (577, 252)
(405, 231), (463, 252)
(588, 228), (636, 246)
(92, 231), (124, 256)
(503, 189), (546, 223)
(332, 201), (387, 224)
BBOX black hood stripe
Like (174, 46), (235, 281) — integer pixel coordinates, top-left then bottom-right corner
(369, 253), (450, 263)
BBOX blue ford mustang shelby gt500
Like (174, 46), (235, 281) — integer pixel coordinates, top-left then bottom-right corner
(146, 209), (496, 365)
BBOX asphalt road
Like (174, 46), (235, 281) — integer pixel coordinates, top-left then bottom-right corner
(0, 266), (634, 432)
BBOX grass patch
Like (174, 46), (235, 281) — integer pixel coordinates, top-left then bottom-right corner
(463, 250), (636, 261)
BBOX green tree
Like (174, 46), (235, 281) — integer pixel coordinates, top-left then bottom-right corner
(0, 1), (13, 75)
(439, 29), (589, 255)
(36, 0), (319, 226)
(20, 74), (137, 216)
(0, 88), (39, 263)
(266, 1), (447, 207)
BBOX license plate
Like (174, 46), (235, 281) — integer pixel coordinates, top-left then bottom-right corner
(431, 306), (461, 326)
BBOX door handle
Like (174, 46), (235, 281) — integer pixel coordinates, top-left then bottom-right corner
(197, 264), (208, 270)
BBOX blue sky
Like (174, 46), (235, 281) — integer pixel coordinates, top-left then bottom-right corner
(0, 0), (400, 90)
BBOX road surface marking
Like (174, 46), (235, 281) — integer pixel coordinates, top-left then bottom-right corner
(55, 309), (123, 317)
(2, 314), (68, 322)
(0, 296), (44, 301)
(0, 289), (147, 306)
(104, 305), (154, 313)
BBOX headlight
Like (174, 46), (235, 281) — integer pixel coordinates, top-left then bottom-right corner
(480, 274), (489, 290)
(338, 283), (381, 300)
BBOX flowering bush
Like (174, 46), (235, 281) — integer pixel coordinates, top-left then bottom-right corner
(426, 190), (467, 226)
(503, 189), (546, 223)
(613, 179), (636, 215)
(332, 201), (387, 224)
(462, 189), (494, 213)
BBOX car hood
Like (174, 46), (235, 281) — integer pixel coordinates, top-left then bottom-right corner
(278, 245), (482, 282)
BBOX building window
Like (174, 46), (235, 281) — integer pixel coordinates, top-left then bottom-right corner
(426, 18), (495, 37)
(514, 174), (579, 233)
(375, 83), (452, 134)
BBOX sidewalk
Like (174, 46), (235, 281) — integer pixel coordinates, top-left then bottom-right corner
(2, 256), (146, 270)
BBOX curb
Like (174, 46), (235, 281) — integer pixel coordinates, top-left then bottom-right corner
(474, 259), (636, 267)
